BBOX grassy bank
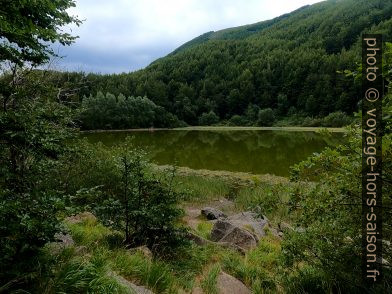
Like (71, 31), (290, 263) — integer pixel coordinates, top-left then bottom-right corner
(81, 126), (346, 133)
(38, 165), (310, 293)
(175, 126), (346, 133)
(41, 213), (284, 293)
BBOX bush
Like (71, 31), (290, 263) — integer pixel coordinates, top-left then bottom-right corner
(257, 108), (275, 126)
(228, 115), (249, 126)
(320, 111), (352, 127)
(80, 92), (184, 129)
(74, 143), (189, 255)
(198, 111), (220, 125)
(301, 116), (323, 127)
(284, 126), (392, 292)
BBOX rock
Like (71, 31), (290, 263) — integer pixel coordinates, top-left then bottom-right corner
(211, 220), (257, 251)
(191, 287), (203, 294)
(54, 232), (75, 247)
(295, 227), (306, 233)
(279, 222), (294, 232)
(210, 220), (235, 242)
(47, 233), (75, 255)
(128, 245), (153, 259)
(184, 207), (203, 230)
(217, 272), (251, 294)
(186, 232), (210, 246)
(201, 207), (227, 220)
(109, 271), (154, 294)
(227, 212), (268, 239)
(65, 212), (97, 224)
(219, 226), (257, 251)
(186, 232), (246, 255)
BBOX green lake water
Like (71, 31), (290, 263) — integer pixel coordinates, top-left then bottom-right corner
(82, 129), (344, 177)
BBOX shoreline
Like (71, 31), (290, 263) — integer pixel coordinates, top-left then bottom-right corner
(153, 164), (290, 184)
(80, 126), (346, 133)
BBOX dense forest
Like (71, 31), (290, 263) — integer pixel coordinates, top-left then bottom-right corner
(1, 0), (392, 293)
(54, 0), (392, 129)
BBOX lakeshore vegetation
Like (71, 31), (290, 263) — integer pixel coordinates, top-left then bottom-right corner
(0, 0), (392, 293)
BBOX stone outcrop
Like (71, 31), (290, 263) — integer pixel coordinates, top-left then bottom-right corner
(227, 212), (268, 239)
(216, 272), (251, 294)
(201, 207), (227, 220)
(109, 271), (154, 294)
(210, 220), (257, 251)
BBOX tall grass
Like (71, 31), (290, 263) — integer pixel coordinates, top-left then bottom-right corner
(201, 264), (221, 294)
(172, 174), (230, 203)
(110, 250), (176, 293)
(221, 235), (281, 293)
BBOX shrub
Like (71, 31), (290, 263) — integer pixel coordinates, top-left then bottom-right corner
(301, 116), (323, 127)
(228, 115), (249, 126)
(198, 111), (220, 125)
(257, 108), (275, 126)
(320, 111), (352, 127)
(90, 145), (189, 255)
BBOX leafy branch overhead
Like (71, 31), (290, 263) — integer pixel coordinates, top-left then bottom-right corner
(0, 0), (81, 66)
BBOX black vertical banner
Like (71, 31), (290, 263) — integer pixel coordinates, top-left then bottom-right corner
(362, 34), (383, 283)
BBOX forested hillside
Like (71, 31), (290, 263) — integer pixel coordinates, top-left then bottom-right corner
(61, 0), (392, 128)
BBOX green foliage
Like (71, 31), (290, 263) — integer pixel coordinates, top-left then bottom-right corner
(61, 141), (189, 255)
(283, 125), (392, 292)
(80, 92), (184, 129)
(221, 235), (281, 293)
(0, 71), (78, 289)
(117, 149), (188, 254)
(55, 0), (392, 125)
(0, 0), (81, 66)
(257, 108), (275, 127)
(320, 111), (352, 127)
(0, 1), (81, 290)
(52, 254), (127, 294)
(200, 264), (220, 294)
(228, 115), (249, 126)
(111, 250), (176, 293)
(196, 221), (213, 240)
(199, 111), (219, 126)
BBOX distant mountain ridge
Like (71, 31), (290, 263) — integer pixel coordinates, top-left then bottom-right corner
(171, 5), (311, 54)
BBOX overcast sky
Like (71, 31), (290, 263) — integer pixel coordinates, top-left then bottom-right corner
(55, 0), (323, 73)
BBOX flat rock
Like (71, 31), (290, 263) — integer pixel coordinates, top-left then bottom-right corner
(211, 220), (257, 251)
(227, 212), (268, 239)
(219, 226), (257, 250)
(217, 272), (251, 294)
(201, 207), (227, 220)
(109, 271), (153, 294)
(210, 220), (235, 242)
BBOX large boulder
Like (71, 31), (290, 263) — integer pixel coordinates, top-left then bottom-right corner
(227, 212), (269, 239)
(109, 271), (154, 294)
(211, 220), (257, 251)
(201, 207), (227, 220)
(217, 272), (251, 294)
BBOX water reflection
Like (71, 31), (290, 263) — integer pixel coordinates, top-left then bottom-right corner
(83, 130), (344, 176)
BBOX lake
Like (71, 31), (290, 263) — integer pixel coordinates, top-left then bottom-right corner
(82, 129), (344, 177)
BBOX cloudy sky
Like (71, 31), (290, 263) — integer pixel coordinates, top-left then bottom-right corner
(56, 0), (322, 73)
